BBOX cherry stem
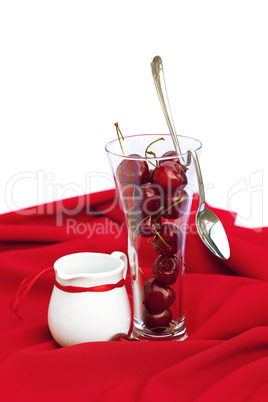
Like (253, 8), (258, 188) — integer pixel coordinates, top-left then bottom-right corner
(154, 196), (186, 221)
(169, 323), (175, 335)
(132, 214), (151, 241)
(114, 122), (125, 156)
(153, 228), (171, 249)
(163, 256), (171, 269)
(145, 137), (165, 167)
(138, 266), (148, 281)
(152, 206), (164, 221)
(146, 151), (157, 167)
(147, 239), (167, 257)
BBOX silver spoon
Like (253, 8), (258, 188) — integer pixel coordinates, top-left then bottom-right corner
(151, 55), (184, 164)
(189, 150), (230, 259)
(151, 55), (230, 259)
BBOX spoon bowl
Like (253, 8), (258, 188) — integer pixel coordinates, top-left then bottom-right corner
(196, 209), (231, 259)
(189, 149), (230, 260)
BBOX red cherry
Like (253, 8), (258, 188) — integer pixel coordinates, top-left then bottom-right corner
(152, 161), (187, 193)
(162, 189), (189, 219)
(160, 150), (188, 173)
(153, 222), (183, 256)
(141, 278), (175, 314)
(133, 183), (163, 216)
(147, 169), (154, 183)
(142, 309), (172, 333)
(110, 333), (137, 341)
(153, 255), (180, 285)
(116, 154), (149, 186)
(160, 150), (181, 165)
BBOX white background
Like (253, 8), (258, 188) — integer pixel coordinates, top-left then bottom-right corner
(0, 0), (267, 228)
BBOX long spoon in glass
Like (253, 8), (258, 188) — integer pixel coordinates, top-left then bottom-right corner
(151, 55), (230, 259)
(151, 55), (184, 165)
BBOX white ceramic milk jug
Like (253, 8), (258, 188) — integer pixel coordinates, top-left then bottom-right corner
(48, 251), (131, 347)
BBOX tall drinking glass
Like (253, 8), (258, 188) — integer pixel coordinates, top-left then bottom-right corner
(105, 134), (202, 340)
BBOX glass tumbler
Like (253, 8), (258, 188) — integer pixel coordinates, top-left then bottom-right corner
(105, 134), (202, 340)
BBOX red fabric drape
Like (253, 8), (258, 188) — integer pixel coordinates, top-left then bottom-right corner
(1, 189), (268, 401)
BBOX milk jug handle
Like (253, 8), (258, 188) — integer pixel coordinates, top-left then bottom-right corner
(111, 251), (128, 280)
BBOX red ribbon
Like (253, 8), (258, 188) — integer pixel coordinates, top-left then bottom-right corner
(54, 278), (125, 293)
(10, 266), (54, 319)
(11, 267), (125, 319)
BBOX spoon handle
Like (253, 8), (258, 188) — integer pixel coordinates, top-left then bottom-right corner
(189, 150), (205, 209)
(151, 56), (184, 162)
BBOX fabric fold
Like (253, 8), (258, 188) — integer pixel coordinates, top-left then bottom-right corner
(1, 189), (268, 401)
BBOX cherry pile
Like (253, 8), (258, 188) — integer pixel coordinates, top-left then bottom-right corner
(116, 134), (188, 334)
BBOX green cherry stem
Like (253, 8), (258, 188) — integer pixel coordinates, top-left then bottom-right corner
(132, 214), (151, 241)
(169, 323), (175, 335)
(146, 151), (157, 168)
(153, 227), (171, 249)
(114, 122), (125, 156)
(152, 206), (164, 219)
(154, 197), (186, 221)
(147, 239), (167, 257)
(138, 266), (148, 281)
(145, 137), (165, 167)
